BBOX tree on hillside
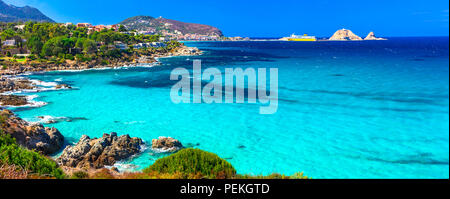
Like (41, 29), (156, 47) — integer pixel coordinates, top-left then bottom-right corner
(27, 35), (44, 54)
(41, 36), (65, 57)
(0, 29), (15, 40)
(119, 25), (127, 32)
(82, 39), (97, 54)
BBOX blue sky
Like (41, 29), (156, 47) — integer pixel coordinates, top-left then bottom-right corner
(4, 0), (449, 37)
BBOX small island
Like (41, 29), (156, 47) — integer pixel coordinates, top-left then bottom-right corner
(328, 28), (387, 41)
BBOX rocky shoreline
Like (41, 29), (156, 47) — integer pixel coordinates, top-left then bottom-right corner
(1, 109), (187, 175)
(0, 45), (201, 107)
(57, 133), (144, 169)
(0, 45), (201, 76)
(1, 109), (64, 155)
(0, 45), (197, 176)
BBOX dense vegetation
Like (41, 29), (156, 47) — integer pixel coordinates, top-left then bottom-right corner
(143, 148), (236, 179)
(0, 133), (65, 179)
(78, 149), (308, 179)
(0, 21), (182, 67)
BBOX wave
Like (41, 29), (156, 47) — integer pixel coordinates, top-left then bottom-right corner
(123, 121), (147, 125)
(34, 115), (89, 124)
(39, 64), (159, 73)
(105, 163), (140, 173)
(29, 79), (58, 87)
(3, 87), (67, 95)
(105, 143), (148, 173)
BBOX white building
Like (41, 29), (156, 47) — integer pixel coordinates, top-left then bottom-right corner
(2, 40), (16, 47)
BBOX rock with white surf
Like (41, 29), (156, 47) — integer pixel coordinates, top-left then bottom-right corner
(57, 133), (144, 169)
(152, 136), (183, 153)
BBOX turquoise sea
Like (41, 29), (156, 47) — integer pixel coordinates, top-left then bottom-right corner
(10, 37), (449, 178)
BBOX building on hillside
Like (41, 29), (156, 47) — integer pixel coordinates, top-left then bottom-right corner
(132, 42), (167, 49)
(77, 23), (93, 28)
(94, 25), (107, 32)
(120, 31), (138, 36)
(114, 41), (128, 50)
(14, 25), (25, 30)
(150, 42), (166, 48)
(138, 30), (156, 35)
(2, 40), (16, 47)
(106, 25), (118, 31)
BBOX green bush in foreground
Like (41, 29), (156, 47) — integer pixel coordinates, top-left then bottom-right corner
(0, 133), (65, 179)
(144, 148), (236, 179)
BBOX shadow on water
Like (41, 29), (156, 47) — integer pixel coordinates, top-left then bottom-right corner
(360, 153), (450, 166)
(279, 87), (449, 106)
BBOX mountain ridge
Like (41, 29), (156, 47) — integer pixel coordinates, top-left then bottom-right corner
(119, 15), (223, 37)
(0, 0), (54, 23)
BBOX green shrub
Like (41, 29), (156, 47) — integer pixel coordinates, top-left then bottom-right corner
(100, 59), (110, 65)
(65, 54), (74, 60)
(71, 171), (88, 179)
(58, 53), (65, 59)
(75, 54), (86, 62)
(0, 133), (65, 179)
(27, 54), (36, 60)
(144, 149), (236, 179)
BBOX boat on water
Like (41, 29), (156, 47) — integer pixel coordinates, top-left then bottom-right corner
(280, 34), (317, 41)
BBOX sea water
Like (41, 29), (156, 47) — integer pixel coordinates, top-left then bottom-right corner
(10, 37), (449, 178)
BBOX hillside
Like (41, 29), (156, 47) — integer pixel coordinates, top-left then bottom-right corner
(0, 0), (54, 22)
(119, 16), (223, 36)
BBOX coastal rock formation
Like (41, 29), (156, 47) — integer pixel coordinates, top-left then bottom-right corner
(0, 109), (64, 155)
(329, 29), (363, 41)
(54, 84), (72, 89)
(0, 77), (73, 107)
(57, 133), (144, 169)
(0, 77), (35, 93)
(152, 137), (183, 153)
(174, 46), (201, 56)
(0, 95), (28, 106)
(364, 32), (387, 40)
(151, 46), (202, 59)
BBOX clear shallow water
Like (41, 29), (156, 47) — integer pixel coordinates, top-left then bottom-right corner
(10, 37), (449, 178)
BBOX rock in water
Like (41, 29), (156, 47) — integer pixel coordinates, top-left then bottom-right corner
(0, 95), (28, 106)
(0, 109), (64, 155)
(152, 137), (183, 153)
(57, 133), (144, 169)
(329, 29), (363, 41)
(54, 84), (72, 89)
(364, 32), (387, 40)
(0, 77), (36, 93)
